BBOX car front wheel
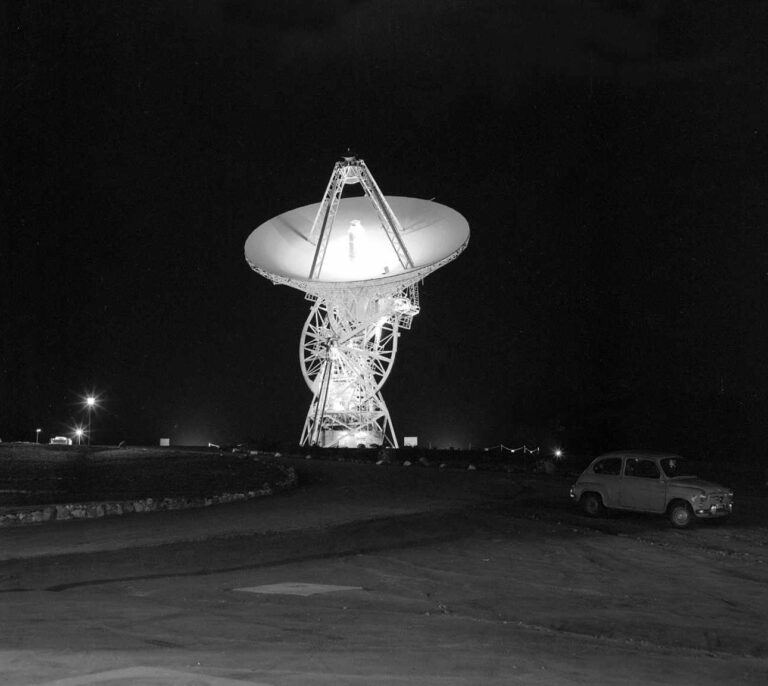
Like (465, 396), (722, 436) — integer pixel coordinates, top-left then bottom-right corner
(668, 501), (694, 528)
(580, 492), (605, 517)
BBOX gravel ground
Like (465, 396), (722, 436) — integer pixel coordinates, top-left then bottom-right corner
(0, 452), (766, 685)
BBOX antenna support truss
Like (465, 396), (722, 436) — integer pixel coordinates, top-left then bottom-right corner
(308, 157), (414, 280)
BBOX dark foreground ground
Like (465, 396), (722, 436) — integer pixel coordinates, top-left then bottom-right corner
(0, 451), (767, 685)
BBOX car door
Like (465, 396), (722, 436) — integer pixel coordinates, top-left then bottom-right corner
(619, 458), (666, 512)
(589, 456), (623, 506)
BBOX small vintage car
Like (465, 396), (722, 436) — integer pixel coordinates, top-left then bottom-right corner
(570, 450), (733, 528)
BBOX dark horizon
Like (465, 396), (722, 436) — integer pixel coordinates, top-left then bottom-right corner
(5, 2), (768, 460)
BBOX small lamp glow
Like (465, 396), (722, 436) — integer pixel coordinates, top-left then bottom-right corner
(35, 428), (42, 443)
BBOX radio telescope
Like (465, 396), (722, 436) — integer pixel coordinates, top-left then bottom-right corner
(244, 156), (469, 448)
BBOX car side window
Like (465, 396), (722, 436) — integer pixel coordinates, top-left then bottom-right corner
(625, 458), (660, 479)
(592, 457), (622, 475)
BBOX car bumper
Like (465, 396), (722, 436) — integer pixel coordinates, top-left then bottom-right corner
(693, 502), (733, 519)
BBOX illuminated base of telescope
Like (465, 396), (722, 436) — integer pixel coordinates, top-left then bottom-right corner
(301, 405), (394, 449)
(314, 428), (386, 449)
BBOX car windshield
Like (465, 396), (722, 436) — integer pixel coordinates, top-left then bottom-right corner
(660, 457), (698, 478)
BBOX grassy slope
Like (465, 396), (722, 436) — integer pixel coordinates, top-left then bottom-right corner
(0, 443), (292, 506)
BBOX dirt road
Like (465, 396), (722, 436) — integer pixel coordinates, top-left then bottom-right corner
(1, 456), (766, 685)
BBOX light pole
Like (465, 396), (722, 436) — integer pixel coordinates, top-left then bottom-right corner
(85, 395), (96, 445)
(35, 428), (41, 443)
(75, 428), (84, 445)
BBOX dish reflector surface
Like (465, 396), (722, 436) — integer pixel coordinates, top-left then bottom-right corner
(245, 196), (469, 289)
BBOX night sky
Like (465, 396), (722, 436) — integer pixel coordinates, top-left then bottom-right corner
(5, 1), (768, 458)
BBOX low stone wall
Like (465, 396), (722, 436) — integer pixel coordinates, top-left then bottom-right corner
(0, 466), (297, 527)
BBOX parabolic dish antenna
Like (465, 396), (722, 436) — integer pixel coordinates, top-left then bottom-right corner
(245, 156), (469, 448)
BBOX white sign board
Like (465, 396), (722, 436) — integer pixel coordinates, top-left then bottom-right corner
(159, 438), (170, 447)
(403, 436), (418, 447)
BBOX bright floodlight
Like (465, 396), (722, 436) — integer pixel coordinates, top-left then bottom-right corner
(83, 393), (99, 446)
(245, 156), (469, 448)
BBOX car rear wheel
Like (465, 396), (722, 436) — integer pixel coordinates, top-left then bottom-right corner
(580, 492), (604, 517)
(668, 501), (694, 528)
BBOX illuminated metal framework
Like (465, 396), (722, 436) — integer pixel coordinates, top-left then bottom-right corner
(300, 281), (419, 448)
(244, 155), (469, 449)
(308, 157), (414, 280)
(294, 158), (421, 447)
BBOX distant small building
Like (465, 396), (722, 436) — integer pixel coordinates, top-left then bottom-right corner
(403, 436), (418, 447)
(159, 438), (170, 447)
(50, 436), (72, 445)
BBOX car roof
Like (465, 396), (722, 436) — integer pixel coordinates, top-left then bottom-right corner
(594, 450), (683, 461)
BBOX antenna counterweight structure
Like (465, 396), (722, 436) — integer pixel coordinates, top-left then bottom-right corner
(244, 156), (469, 449)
